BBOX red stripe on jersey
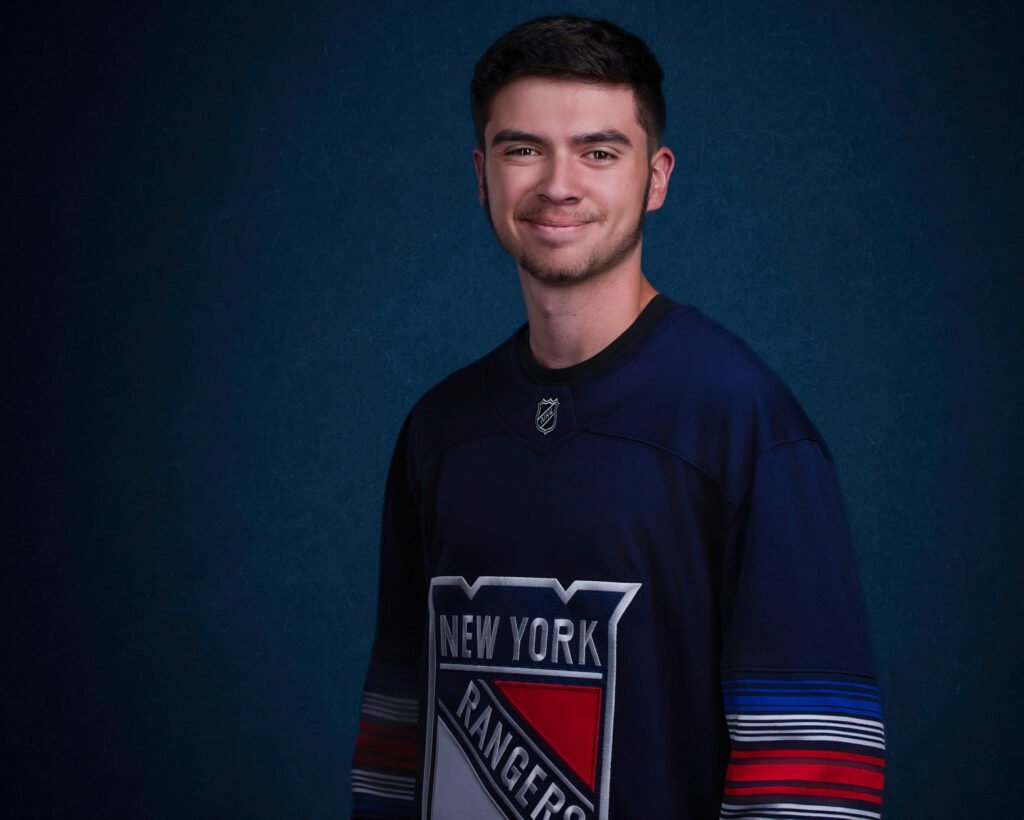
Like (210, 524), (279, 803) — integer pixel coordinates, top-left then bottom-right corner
(726, 761), (884, 790)
(355, 732), (416, 760)
(724, 784), (883, 804)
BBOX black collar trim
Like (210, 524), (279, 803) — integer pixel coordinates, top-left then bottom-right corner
(517, 293), (679, 386)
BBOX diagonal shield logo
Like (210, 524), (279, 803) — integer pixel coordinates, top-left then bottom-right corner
(535, 398), (560, 436)
(423, 576), (640, 819)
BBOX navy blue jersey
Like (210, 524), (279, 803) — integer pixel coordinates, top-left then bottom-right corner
(353, 297), (885, 818)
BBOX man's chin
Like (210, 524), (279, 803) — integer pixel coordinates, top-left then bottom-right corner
(518, 235), (643, 287)
(522, 266), (594, 287)
(517, 249), (601, 286)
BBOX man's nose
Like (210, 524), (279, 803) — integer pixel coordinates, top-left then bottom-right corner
(535, 154), (582, 203)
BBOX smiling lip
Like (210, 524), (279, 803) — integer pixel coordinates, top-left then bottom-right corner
(521, 217), (594, 232)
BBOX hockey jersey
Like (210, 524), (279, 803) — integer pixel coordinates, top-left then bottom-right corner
(352, 296), (885, 818)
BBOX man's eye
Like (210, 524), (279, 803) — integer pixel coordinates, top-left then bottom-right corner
(588, 150), (615, 161)
(507, 147), (538, 156)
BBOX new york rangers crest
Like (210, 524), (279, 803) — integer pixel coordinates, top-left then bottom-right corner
(423, 576), (640, 819)
(535, 398), (559, 435)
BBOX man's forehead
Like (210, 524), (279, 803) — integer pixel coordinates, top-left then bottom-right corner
(485, 77), (643, 138)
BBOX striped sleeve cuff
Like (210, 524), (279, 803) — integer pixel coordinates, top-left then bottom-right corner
(352, 666), (420, 818)
(720, 672), (885, 819)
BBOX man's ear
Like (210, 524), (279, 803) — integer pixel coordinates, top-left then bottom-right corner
(473, 148), (487, 208)
(645, 146), (676, 213)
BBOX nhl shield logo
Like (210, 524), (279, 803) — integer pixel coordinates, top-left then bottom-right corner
(423, 576), (640, 819)
(535, 398), (560, 436)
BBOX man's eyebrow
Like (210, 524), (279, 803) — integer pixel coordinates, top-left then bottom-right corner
(490, 129), (547, 147)
(489, 128), (635, 149)
(573, 129), (633, 148)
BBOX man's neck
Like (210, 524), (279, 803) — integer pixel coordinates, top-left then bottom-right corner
(518, 265), (658, 371)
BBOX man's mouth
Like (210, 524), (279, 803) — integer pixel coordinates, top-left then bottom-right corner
(527, 218), (588, 227)
(519, 213), (598, 236)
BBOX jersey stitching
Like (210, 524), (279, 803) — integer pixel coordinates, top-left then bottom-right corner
(731, 437), (830, 516)
(581, 426), (741, 509)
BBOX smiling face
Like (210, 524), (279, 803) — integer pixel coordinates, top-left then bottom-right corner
(474, 77), (674, 287)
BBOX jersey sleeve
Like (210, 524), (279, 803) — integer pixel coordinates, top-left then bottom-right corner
(719, 439), (886, 818)
(352, 419), (427, 818)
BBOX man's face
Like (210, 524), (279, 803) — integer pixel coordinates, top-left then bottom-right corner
(474, 77), (673, 286)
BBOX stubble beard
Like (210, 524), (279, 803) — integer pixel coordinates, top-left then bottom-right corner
(483, 173), (651, 287)
(517, 213), (645, 286)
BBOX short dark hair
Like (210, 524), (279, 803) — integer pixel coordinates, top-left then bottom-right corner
(471, 15), (666, 152)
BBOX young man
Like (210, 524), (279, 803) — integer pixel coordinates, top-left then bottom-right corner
(353, 16), (884, 819)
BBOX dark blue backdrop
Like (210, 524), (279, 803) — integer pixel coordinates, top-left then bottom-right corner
(9, 1), (1022, 816)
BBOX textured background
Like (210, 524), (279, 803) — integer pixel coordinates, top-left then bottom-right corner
(8, 1), (1021, 816)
